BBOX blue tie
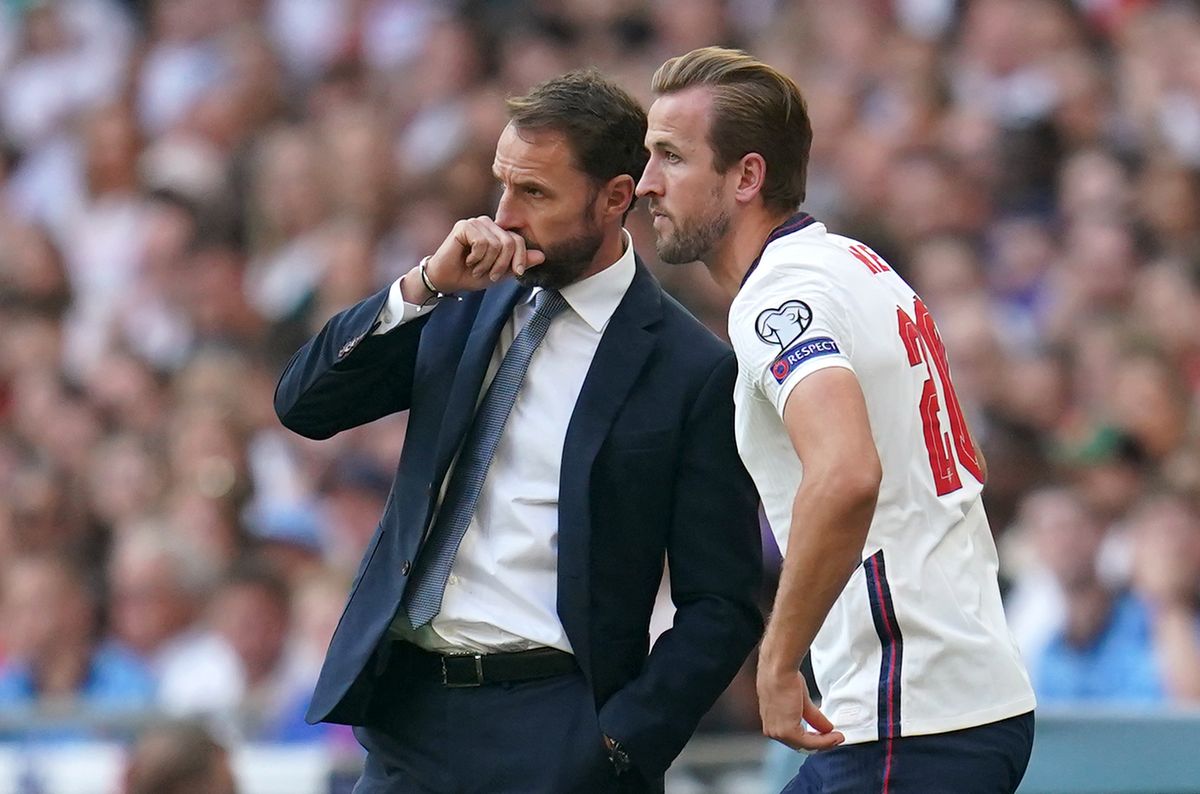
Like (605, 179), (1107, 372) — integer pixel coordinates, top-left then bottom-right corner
(404, 288), (569, 628)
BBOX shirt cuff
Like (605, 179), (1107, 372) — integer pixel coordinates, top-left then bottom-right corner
(373, 276), (439, 335)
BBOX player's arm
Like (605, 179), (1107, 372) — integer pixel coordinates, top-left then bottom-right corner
(757, 366), (881, 751)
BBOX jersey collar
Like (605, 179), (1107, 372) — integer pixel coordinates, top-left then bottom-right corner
(740, 211), (817, 288)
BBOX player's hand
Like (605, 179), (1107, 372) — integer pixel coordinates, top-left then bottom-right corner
(757, 664), (845, 752)
(427, 216), (546, 293)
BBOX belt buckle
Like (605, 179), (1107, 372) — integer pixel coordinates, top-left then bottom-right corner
(442, 653), (485, 687)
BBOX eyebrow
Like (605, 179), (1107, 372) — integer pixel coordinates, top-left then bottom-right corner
(493, 168), (550, 191)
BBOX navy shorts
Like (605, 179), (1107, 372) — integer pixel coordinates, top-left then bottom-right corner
(781, 711), (1035, 794)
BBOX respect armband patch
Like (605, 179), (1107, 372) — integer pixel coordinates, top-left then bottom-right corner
(769, 336), (841, 383)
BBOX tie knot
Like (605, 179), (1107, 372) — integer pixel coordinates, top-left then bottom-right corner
(533, 289), (568, 320)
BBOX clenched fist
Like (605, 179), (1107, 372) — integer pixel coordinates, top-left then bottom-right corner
(400, 217), (547, 303)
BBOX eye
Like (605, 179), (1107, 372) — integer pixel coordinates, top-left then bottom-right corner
(524, 186), (544, 198)
(663, 151), (682, 164)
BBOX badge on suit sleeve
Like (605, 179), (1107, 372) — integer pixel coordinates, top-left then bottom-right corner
(337, 332), (367, 360)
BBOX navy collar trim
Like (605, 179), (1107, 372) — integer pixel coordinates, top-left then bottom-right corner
(740, 212), (817, 288)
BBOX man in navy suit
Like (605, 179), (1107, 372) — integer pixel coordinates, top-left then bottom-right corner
(275, 70), (763, 793)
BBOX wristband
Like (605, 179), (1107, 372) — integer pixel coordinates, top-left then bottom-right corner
(418, 256), (450, 304)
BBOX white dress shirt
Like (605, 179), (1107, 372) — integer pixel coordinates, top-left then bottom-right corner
(379, 232), (636, 653)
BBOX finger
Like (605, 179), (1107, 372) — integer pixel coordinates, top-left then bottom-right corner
(764, 723), (839, 753)
(466, 232), (498, 270)
(477, 219), (516, 280)
(462, 224), (486, 267)
(473, 236), (504, 278)
(467, 224), (503, 274)
(488, 233), (518, 282)
(793, 729), (845, 752)
(802, 700), (837, 735)
(462, 218), (497, 268)
(523, 247), (546, 269)
(453, 219), (479, 264)
(450, 218), (470, 247)
(478, 219), (516, 276)
(437, 220), (470, 272)
(510, 234), (528, 276)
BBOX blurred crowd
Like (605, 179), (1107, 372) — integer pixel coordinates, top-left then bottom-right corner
(1, 0), (1200, 770)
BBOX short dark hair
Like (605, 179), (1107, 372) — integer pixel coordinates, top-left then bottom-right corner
(126, 720), (230, 794)
(219, 557), (290, 611)
(652, 47), (813, 213)
(506, 69), (649, 211)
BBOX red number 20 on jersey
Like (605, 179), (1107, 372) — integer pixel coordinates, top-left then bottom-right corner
(850, 243), (983, 496)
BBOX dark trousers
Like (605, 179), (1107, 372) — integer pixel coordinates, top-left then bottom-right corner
(352, 645), (662, 793)
(782, 711), (1035, 794)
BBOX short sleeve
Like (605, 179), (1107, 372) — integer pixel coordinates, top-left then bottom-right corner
(730, 264), (855, 417)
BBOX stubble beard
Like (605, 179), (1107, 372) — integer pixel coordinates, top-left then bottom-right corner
(654, 208), (731, 265)
(516, 225), (605, 290)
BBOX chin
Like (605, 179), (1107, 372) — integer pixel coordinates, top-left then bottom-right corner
(655, 242), (695, 266)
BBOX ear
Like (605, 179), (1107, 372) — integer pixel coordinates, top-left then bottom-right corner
(598, 174), (636, 222)
(733, 153), (768, 206)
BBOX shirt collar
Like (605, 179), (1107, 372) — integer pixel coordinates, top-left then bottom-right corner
(528, 229), (636, 333)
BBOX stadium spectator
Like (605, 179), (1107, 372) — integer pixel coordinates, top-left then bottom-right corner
(0, 0), (1197, 782)
(1027, 488), (1164, 703)
(107, 527), (215, 669)
(123, 719), (238, 794)
(1129, 494), (1200, 701)
(207, 558), (311, 740)
(0, 553), (155, 741)
(105, 525), (245, 722)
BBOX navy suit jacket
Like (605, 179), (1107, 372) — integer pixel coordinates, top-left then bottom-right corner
(274, 259), (763, 775)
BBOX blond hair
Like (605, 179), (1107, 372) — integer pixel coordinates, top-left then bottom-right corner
(652, 47), (813, 212)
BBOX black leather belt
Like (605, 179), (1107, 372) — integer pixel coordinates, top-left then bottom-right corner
(394, 642), (577, 688)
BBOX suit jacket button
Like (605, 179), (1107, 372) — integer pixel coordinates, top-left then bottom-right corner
(401, 560), (412, 576)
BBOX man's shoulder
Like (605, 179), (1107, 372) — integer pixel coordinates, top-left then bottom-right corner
(755, 233), (846, 281)
(620, 258), (731, 356)
(651, 288), (732, 359)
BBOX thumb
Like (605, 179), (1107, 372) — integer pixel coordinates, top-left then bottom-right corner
(524, 249), (546, 267)
(802, 699), (837, 735)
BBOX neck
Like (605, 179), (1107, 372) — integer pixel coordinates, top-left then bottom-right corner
(706, 209), (796, 298)
(578, 226), (627, 281)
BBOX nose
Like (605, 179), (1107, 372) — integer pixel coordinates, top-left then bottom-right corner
(635, 159), (661, 199)
(494, 189), (522, 232)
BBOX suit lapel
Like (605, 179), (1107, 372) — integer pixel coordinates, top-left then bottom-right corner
(557, 261), (662, 665)
(433, 279), (528, 484)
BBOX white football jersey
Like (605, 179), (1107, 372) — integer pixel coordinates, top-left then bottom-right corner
(729, 215), (1035, 744)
